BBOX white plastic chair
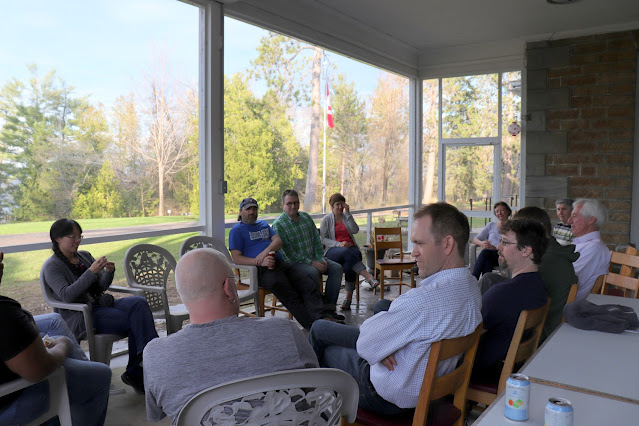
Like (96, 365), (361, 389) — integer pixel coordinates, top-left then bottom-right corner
(124, 243), (189, 334)
(0, 366), (72, 426)
(39, 271), (142, 364)
(180, 235), (260, 317)
(176, 368), (359, 426)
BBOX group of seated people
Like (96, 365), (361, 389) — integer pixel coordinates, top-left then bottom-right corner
(0, 194), (613, 424)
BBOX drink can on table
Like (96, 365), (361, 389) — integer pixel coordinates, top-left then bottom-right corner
(545, 397), (573, 426)
(505, 374), (530, 421)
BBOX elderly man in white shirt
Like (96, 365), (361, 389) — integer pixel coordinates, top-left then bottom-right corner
(308, 202), (482, 415)
(568, 199), (611, 300)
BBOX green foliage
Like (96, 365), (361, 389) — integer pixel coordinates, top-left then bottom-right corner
(224, 74), (303, 214)
(73, 161), (125, 218)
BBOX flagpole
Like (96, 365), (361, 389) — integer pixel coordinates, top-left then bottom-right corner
(322, 54), (327, 214)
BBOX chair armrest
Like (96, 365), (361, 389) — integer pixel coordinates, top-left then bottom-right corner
(44, 299), (92, 318)
(108, 285), (145, 298)
(126, 283), (166, 294)
(233, 264), (258, 293)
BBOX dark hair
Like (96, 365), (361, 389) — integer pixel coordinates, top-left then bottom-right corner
(514, 206), (552, 237)
(50, 218), (83, 271)
(493, 201), (512, 217)
(329, 193), (346, 207)
(414, 202), (469, 258)
(281, 189), (299, 204)
(501, 219), (548, 265)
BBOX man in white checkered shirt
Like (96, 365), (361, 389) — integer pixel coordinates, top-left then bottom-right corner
(309, 202), (482, 415)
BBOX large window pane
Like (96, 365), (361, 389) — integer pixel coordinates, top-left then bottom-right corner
(444, 145), (494, 210)
(422, 79), (439, 204)
(442, 74), (499, 139)
(501, 71), (522, 208)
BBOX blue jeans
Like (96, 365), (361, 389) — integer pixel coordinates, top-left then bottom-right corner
(326, 246), (366, 291)
(0, 313), (112, 426)
(92, 296), (158, 379)
(308, 319), (410, 415)
(292, 259), (343, 307)
(472, 249), (499, 279)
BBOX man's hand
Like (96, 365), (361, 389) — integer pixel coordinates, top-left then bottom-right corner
(381, 354), (397, 371)
(261, 254), (276, 268)
(48, 337), (72, 357)
(255, 251), (269, 266)
(311, 260), (327, 273)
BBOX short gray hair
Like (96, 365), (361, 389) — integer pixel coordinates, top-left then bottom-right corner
(555, 198), (574, 208)
(573, 199), (607, 229)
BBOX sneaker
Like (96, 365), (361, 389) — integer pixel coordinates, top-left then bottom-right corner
(340, 299), (352, 311)
(361, 281), (373, 291)
(110, 383), (126, 395)
(121, 372), (145, 395)
(325, 310), (346, 321)
(368, 279), (380, 289)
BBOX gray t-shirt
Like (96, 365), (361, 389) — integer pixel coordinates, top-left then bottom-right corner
(143, 315), (319, 424)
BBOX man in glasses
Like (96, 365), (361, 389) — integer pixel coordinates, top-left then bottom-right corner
(273, 189), (344, 321)
(473, 219), (548, 380)
(143, 248), (318, 423)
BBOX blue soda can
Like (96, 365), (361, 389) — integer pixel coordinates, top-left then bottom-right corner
(545, 397), (574, 426)
(505, 374), (530, 421)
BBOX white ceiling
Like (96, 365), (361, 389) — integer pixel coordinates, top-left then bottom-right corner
(225, 0), (639, 77)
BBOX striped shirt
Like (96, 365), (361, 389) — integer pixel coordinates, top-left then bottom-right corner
(357, 267), (482, 408)
(553, 222), (574, 246)
(272, 211), (324, 265)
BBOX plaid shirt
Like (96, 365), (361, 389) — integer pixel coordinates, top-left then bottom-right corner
(272, 211), (324, 264)
(553, 222), (574, 245)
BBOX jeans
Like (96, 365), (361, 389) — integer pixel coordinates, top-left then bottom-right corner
(326, 246), (366, 291)
(472, 248), (499, 279)
(92, 296), (158, 379)
(0, 313), (112, 426)
(292, 259), (343, 307)
(258, 261), (325, 329)
(308, 319), (410, 416)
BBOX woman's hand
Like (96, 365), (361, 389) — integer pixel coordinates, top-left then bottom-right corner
(482, 241), (496, 250)
(89, 256), (109, 274)
(340, 241), (353, 248)
(105, 261), (115, 273)
(344, 203), (350, 213)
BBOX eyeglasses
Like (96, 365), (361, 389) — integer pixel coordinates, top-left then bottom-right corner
(64, 235), (83, 241)
(499, 238), (517, 246)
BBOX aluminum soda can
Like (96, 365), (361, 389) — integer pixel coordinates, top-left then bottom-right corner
(545, 397), (573, 426)
(267, 251), (276, 269)
(505, 374), (530, 421)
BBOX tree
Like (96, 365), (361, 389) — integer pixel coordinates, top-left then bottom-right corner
(252, 33), (323, 211)
(0, 65), (110, 220)
(224, 74), (303, 213)
(73, 161), (125, 218)
(368, 73), (409, 205)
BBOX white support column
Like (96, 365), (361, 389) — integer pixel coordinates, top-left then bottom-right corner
(408, 77), (423, 247)
(198, 2), (226, 239)
(631, 51), (639, 246)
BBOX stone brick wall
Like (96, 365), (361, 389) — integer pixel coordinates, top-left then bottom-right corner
(526, 30), (638, 247)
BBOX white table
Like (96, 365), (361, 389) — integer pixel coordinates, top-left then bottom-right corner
(520, 294), (639, 403)
(473, 382), (639, 425)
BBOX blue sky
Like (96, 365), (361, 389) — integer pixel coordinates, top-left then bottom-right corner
(0, 0), (383, 109)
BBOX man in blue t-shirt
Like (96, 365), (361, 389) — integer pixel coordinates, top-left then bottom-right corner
(229, 197), (330, 329)
(473, 219), (548, 379)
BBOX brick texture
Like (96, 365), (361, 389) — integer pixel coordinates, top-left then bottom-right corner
(526, 30), (637, 246)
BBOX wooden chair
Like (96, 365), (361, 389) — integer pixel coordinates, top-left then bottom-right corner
(177, 368), (359, 425)
(39, 271), (142, 364)
(0, 367), (72, 426)
(344, 323), (483, 426)
(180, 236), (260, 317)
(562, 283), (578, 323)
(600, 251), (639, 298)
(466, 299), (550, 408)
(373, 227), (416, 300)
(590, 274), (606, 295)
(124, 244), (190, 334)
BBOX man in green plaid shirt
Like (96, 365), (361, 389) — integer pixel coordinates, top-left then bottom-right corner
(273, 190), (345, 320)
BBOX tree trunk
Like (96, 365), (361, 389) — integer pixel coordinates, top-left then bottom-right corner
(424, 146), (437, 203)
(304, 48), (322, 212)
(158, 164), (164, 216)
(340, 154), (346, 194)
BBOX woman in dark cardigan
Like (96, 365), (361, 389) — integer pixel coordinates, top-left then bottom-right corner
(41, 218), (158, 394)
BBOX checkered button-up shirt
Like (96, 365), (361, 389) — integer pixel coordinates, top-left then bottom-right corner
(553, 222), (574, 245)
(357, 267), (482, 408)
(272, 211), (324, 265)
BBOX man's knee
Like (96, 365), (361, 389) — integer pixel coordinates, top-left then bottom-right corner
(373, 299), (392, 314)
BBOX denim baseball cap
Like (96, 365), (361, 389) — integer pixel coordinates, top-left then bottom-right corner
(239, 197), (258, 210)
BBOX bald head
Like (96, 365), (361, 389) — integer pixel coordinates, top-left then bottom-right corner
(175, 248), (233, 304)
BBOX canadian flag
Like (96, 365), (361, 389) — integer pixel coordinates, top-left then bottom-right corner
(326, 81), (334, 128)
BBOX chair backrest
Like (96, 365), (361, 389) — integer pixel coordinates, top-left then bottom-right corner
(179, 235), (232, 262)
(374, 227), (404, 259)
(619, 245), (639, 277)
(601, 251), (639, 298)
(562, 283), (578, 323)
(124, 243), (176, 312)
(590, 274), (606, 294)
(496, 299), (551, 393)
(176, 368), (359, 426)
(413, 323), (483, 426)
